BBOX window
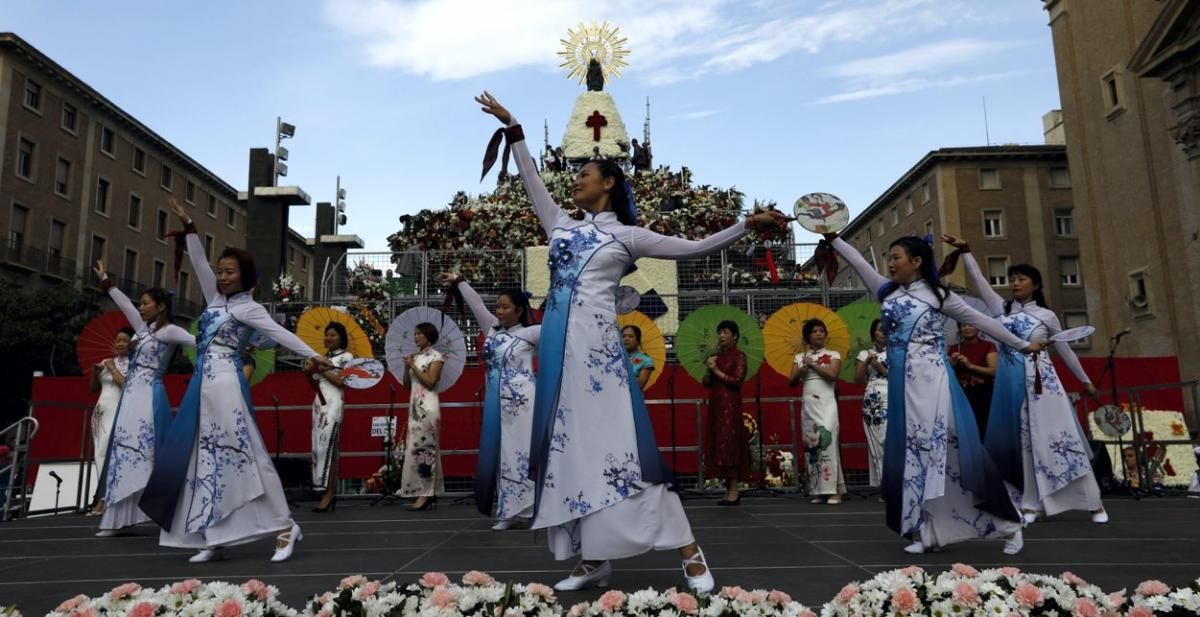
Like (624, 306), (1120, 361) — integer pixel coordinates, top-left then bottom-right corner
(94, 177), (111, 215)
(49, 220), (65, 257)
(9, 204), (29, 248)
(61, 103), (77, 132)
(979, 168), (1001, 190)
(100, 127), (116, 156)
(90, 235), (107, 269)
(205, 234), (215, 264)
(128, 194), (143, 230)
(1060, 256), (1081, 286)
(864, 227), (871, 242)
(866, 246), (878, 274)
(924, 219), (934, 238)
(1101, 67), (1126, 117)
(876, 221), (884, 237)
(226, 205), (236, 229)
(152, 260), (166, 287)
(1128, 269), (1152, 316)
(160, 164), (173, 190)
(1054, 208), (1075, 237)
(301, 254), (309, 271)
(207, 194), (217, 218)
(905, 196), (914, 216)
(1063, 312), (1091, 347)
(983, 209), (1005, 238)
(178, 271), (190, 300)
(288, 246), (296, 265)
(54, 158), (71, 196)
(16, 138), (35, 179)
(23, 78), (41, 111)
(1049, 167), (1071, 188)
(986, 256), (1010, 286)
(185, 179), (196, 204)
(156, 209), (169, 242)
(922, 182), (931, 203)
(123, 249), (138, 282)
(890, 208), (899, 226)
(132, 147), (146, 175)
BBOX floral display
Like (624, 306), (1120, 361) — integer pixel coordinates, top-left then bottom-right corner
(301, 572), (561, 617)
(273, 272), (302, 303)
(44, 579), (295, 617)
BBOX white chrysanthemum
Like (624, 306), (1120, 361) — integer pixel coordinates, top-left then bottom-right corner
(1171, 588), (1200, 611)
(982, 597), (1008, 615)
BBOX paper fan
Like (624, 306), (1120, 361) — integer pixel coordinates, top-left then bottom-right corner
(793, 192), (850, 234)
(675, 305), (764, 383)
(386, 306), (467, 392)
(341, 357), (386, 390)
(762, 302), (851, 379)
(77, 311), (134, 370)
(617, 310), (667, 389)
(296, 306), (374, 358)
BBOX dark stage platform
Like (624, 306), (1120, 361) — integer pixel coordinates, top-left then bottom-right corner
(2, 495), (1197, 613)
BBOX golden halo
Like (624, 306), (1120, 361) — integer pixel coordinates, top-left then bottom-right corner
(557, 20), (630, 85)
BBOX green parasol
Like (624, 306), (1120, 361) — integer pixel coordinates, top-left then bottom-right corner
(836, 300), (883, 382)
(675, 305), (764, 383)
(184, 317), (276, 386)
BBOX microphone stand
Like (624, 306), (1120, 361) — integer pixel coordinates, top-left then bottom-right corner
(742, 370), (782, 497)
(271, 395), (299, 507)
(1098, 330), (1140, 500)
(452, 381), (486, 506)
(371, 383), (403, 506)
(49, 472), (63, 516)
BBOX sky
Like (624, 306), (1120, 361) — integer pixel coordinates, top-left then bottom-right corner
(0, 0), (1063, 250)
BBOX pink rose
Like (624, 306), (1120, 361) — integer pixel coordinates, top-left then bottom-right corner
(1127, 607), (1153, 617)
(748, 590), (768, 604)
(55, 596), (89, 613)
(463, 570), (495, 586)
(526, 583), (555, 600)
(1014, 583), (1044, 608)
(241, 579), (270, 600)
(1072, 597), (1099, 617)
(318, 592), (333, 605)
(721, 586), (746, 599)
(597, 590), (627, 612)
(891, 588), (919, 614)
(170, 579), (202, 595)
(339, 575), (367, 589)
(899, 566), (923, 577)
(799, 611), (816, 617)
(952, 581), (979, 607)
(429, 589), (456, 609)
(109, 583), (142, 600)
(735, 590), (755, 604)
(316, 612), (331, 617)
(567, 603), (589, 617)
(73, 610), (95, 617)
(999, 567), (1021, 577)
(836, 584), (860, 604)
(216, 599), (243, 617)
(357, 581), (381, 599)
(768, 590), (792, 605)
(128, 602), (157, 617)
(952, 563), (980, 577)
(420, 572), (451, 588)
(1135, 580), (1171, 596)
(1107, 592), (1126, 608)
(670, 592), (699, 614)
(1063, 571), (1088, 587)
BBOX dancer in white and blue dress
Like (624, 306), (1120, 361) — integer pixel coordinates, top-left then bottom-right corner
(476, 92), (789, 592)
(828, 234), (1042, 555)
(443, 273), (541, 531)
(943, 235), (1107, 525)
(139, 199), (330, 563)
(854, 319), (889, 489)
(91, 262), (195, 536)
(87, 328), (131, 516)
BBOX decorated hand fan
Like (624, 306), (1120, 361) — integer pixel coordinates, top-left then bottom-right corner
(793, 192), (850, 234)
(341, 358), (385, 390)
(1050, 325), (1096, 343)
(616, 286), (641, 315)
(1093, 404), (1132, 438)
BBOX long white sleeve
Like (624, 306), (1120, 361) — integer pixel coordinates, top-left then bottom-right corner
(185, 231), (219, 304)
(943, 292), (1030, 351)
(624, 221), (747, 260)
(106, 285), (148, 334)
(235, 302), (319, 358)
(831, 237), (889, 297)
(524, 324), (541, 347)
(156, 323), (197, 349)
(509, 122), (568, 237)
(456, 280), (498, 332)
(1046, 311), (1092, 384)
(961, 252), (1005, 317)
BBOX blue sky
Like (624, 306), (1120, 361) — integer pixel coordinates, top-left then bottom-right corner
(1, 0), (1062, 250)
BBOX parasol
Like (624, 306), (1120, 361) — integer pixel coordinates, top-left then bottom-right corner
(295, 306), (374, 359)
(617, 310), (667, 389)
(386, 306), (467, 392)
(762, 303), (851, 379)
(77, 311), (133, 370)
(184, 318), (276, 386)
(674, 305), (764, 383)
(836, 300), (882, 381)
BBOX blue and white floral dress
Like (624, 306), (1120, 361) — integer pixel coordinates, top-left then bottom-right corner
(961, 255), (1102, 516)
(457, 280), (540, 522)
(139, 230), (320, 549)
(510, 126), (750, 560)
(832, 238), (1027, 547)
(857, 346), (888, 487)
(99, 284), (193, 531)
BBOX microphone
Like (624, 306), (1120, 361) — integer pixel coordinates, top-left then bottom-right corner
(1113, 327), (1132, 341)
(272, 395), (280, 406)
(49, 471), (63, 483)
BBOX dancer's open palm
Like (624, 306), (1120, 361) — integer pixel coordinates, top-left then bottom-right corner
(475, 91), (512, 125)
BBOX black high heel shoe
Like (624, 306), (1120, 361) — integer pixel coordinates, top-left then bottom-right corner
(716, 496), (742, 506)
(313, 496), (338, 513)
(407, 496), (438, 511)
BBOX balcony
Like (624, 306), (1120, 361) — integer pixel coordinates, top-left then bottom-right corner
(0, 238), (78, 282)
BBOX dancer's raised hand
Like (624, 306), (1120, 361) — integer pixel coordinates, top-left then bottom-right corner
(941, 233), (967, 248)
(746, 210), (790, 233)
(475, 91), (512, 125)
(168, 197), (189, 222)
(92, 259), (108, 281)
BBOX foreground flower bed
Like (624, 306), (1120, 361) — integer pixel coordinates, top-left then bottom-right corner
(29, 568), (1200, 617)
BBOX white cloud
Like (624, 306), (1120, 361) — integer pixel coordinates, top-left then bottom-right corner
(831, 38), (1027, 81)
(670, 109), (719, 120)
(815, 69), (1041, 104)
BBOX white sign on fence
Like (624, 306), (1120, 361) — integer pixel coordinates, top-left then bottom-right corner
(370, 416), (398, 438)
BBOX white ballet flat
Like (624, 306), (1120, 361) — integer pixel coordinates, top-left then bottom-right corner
(553, 560), (611, 591)
(94, 529), (119, 538)
(1003, 530), (1024, 555)
(1091, 509), (1109, 524)
(270, 522), (302, 562)
(491, 519), (515, 531)
(1022, 510), (1039, 524)
(904, 541), (928, 554)
(682, 547), (715, 594)
(188, 548), (224, 563)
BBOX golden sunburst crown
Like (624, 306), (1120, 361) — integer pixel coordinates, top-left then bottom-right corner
(557, 20), (630, 85)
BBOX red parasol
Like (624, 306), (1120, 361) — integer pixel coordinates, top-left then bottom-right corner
(77, 311), (133, 370)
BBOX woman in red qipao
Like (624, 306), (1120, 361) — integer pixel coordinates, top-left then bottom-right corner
(703, 320), (751, 506)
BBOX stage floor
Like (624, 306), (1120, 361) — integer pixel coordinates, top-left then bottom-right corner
(2, 494), (1197, 613)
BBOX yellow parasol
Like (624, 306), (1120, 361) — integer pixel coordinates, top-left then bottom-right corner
(617, 310), (667, 389)
(762, 302), (851, 378)
(295, 307), (374, 358)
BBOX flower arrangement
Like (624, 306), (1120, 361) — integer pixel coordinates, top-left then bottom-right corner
(46, 579), (295, 617)
(564, 585), (812, 617)
(273, 272), (302, 303)
(1125, 578), (1200, 616)
(303, 572), (561, 617)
